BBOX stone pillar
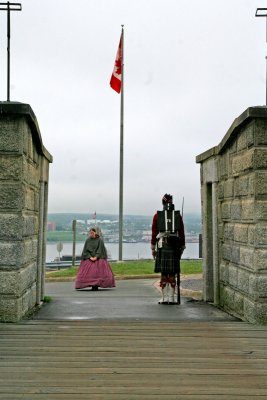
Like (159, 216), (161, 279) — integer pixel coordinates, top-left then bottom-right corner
(197, 106), (267, 324)
(199, 156), (219, 303)
(0, 102), (52, 322)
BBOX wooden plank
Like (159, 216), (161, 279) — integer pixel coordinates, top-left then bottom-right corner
(0, 395), (265, 400)
(0, 320), (267, 399)
(1, 384), (267, 395)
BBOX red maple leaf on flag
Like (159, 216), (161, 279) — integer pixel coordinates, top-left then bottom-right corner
(110, 36), (122, 93)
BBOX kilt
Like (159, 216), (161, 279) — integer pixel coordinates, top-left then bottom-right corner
(154, 242), (181, 275)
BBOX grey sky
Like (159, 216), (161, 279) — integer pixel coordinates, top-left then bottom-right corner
(1, 0), (265, 216)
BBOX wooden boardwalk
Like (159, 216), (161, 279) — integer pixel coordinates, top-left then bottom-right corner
(0, 320), (267, 399)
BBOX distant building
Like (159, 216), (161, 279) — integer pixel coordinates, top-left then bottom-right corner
(47, 221), (56, 231)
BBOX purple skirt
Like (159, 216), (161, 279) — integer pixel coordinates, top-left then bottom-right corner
(75, 259), (116, 289)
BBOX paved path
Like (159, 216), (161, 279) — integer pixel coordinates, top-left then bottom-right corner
(32, 278), (235, 322)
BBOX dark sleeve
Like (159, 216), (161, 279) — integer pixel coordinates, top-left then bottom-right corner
(81, 239), (88, 260)
(95, 238), (107, 259)
(81, 238), (92, 260)
(151, 213), (158, 246)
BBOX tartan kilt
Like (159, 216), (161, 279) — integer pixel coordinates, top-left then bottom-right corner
(154, 243), (181, 274)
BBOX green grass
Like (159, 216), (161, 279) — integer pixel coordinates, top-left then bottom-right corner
(46, 259), (202, 278)
(47, 231), (86, 242)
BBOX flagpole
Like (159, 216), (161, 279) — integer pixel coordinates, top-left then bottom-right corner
(118, 25), (124, 261)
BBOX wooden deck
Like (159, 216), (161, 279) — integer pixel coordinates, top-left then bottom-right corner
(0, 320), (267, 399)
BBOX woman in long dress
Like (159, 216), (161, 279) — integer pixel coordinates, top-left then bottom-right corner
(75, 227), (115, 290)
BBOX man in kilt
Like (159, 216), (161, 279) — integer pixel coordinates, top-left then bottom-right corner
(151, 194), (185, 304)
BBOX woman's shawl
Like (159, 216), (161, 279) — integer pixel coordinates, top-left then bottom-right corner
(81, 237), (107, 260)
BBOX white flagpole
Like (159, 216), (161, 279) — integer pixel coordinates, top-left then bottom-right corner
(118, 25), (124, 261)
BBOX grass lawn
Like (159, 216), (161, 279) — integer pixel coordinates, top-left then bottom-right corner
(46, 259), (202, 279)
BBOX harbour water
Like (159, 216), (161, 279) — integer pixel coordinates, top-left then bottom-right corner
(46, 241), (200, 262)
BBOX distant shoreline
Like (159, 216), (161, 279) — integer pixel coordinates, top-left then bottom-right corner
(46, 239), (200, 244)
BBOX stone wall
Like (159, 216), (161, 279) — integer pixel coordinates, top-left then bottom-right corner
(0, 102), (52, 322)
(196, 107), (267, 324)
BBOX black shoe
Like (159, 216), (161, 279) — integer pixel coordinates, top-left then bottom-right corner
(91, 285), (99, 291)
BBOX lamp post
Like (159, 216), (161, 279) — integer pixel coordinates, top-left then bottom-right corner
(0, 2), (22, 101)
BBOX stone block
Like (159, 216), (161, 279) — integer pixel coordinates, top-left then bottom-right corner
(255, 201), (267, 221)
(255, 274), (267, 298)
(0, 241), (24, 268)
(28, 163), (39, 188)
(23, 214), (39, 237)
(249, 274), (257, 300)
(0, 183), (24, 210)
(248, 225), (255, 245)
(243, 297), (257, 324)
(21, 285), (37, 317)
(231, 200), (242, 220)
(237, 131), (247, 152)
(253, 249), (267, 271)
(229, 264), (238, 287)
(240, 247), (254, 269)
(25, 187), (36, 211)
(246, 121), (254, 148)
(254, 119), (267, 145)
(244, 298), (267, 324)
(254, 303), (267, 324)
(231, 149), (254, 176)
(255, 223), (267, 246)
(221, 201), (231, 220)
(23, 239), (38, 264)
(0, 263), (36, 296)
(0, 285), (37, 322)
(255, 172), (267, 199)
(253, 149), (267, 170)
(234, 175), (249, 197)
(0, 214), (23, 240)
(237, 268), (249, 293)
(218, 155), (228, 180)
(0, 155), (22, 180)
(228, 140), (237, 154)
(218, 182), (224, 199)
(218, 223), (224, 240)
(0, 270), (19, 294)
(220, 285), (235, 309)
(0, 117), (23, 153)
(241, 199), (254, 221)
(224, 179), (234, 198)
(222, 244), (231, 262)
(0, 296), (21, 322)
(22, 157), (39, 187)
(202, 157), (218, 183)
(234, 223), (248, 244)
(231, 245), (240, 264)
(40, 158), (50, 182)
(234, 291), (244, 317)
(0, 213), (38, 240)
(224, 223), (234, 241)
(34, 191), (40, 212)
(219, 261), (229, 283)
(248, 174), (255, 196)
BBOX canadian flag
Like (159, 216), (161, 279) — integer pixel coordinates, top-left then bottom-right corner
(110, 35), (122, 93)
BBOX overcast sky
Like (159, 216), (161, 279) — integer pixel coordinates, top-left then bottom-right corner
(0, 0), (265, 216)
